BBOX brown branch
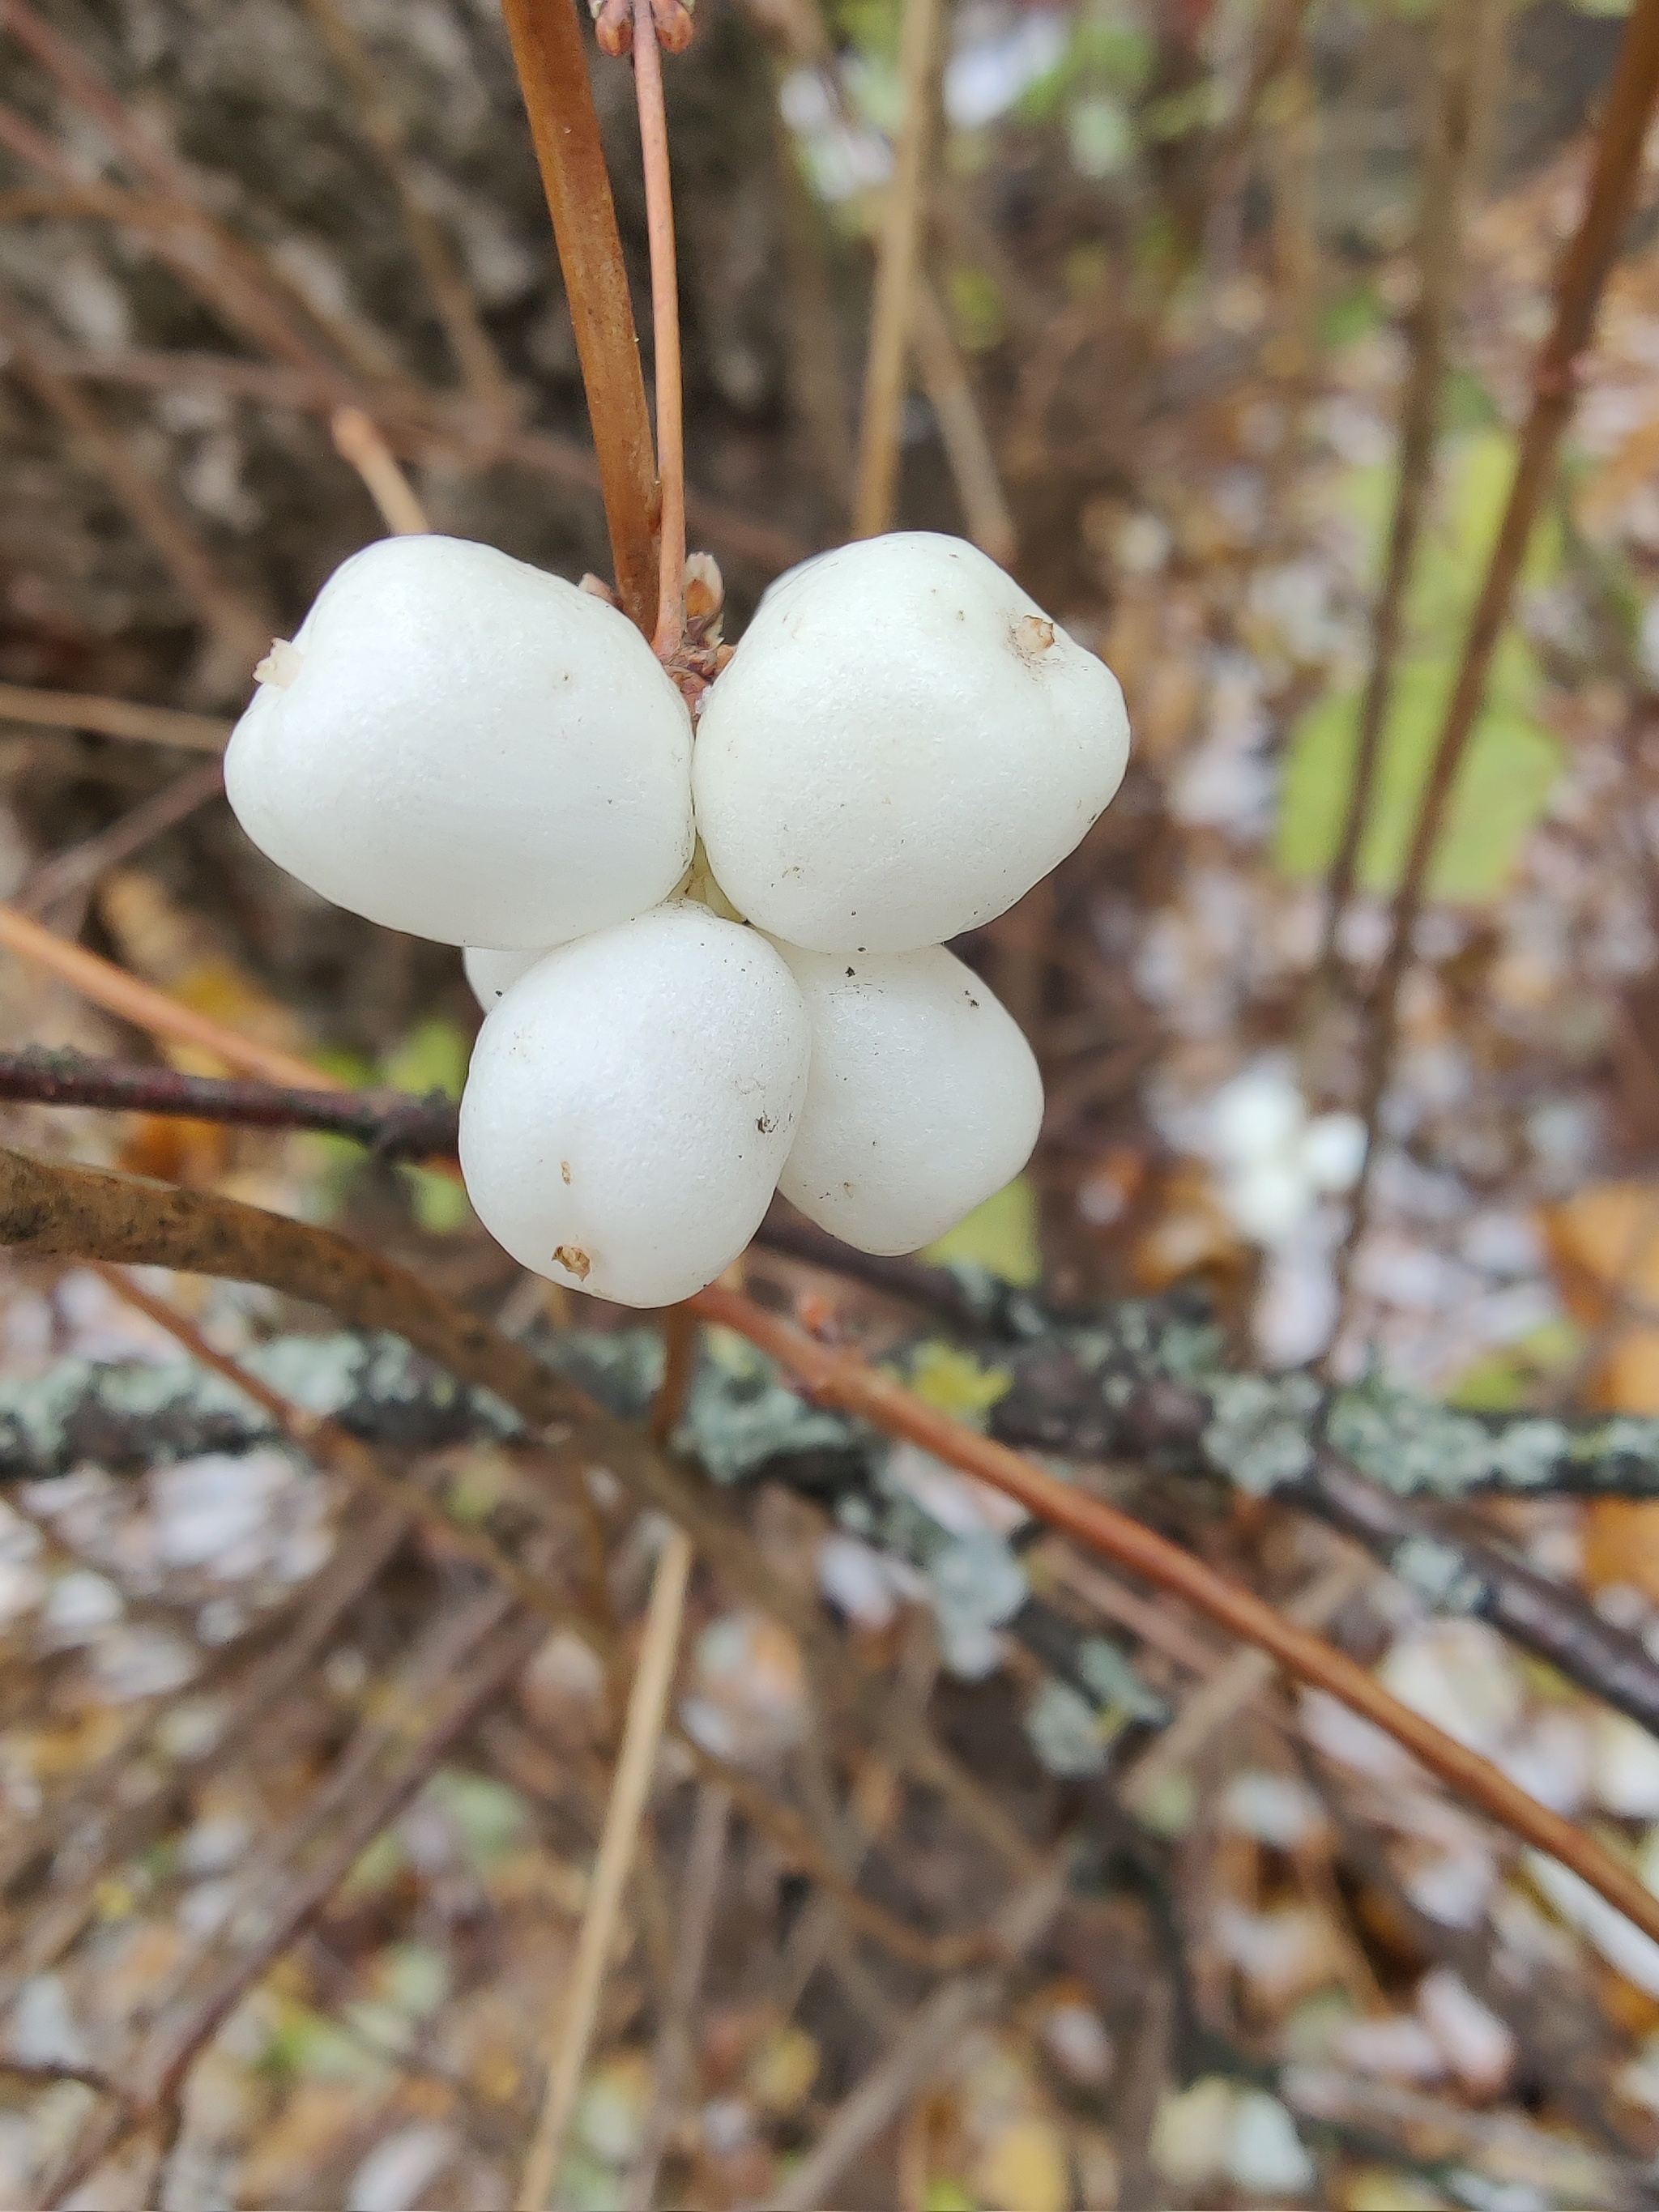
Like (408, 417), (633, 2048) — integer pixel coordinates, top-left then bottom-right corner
(688, 1281), (1659, 1952)
(299, 0), (517, 415)
(0, 309), (271, 677)
(0, 681), (228, 754)
(16, 760), (225, 918)
(330, 405), (432, 536)
(853, 0), (945, 537)
(12, 343), (808, 579)
(632, 0), (687, 663)
(1317, 0), (1498, 965)
(498, 0), (661, 631)
(0, 1045), (455, 1157)
(0, 903), (327, 1088)
(1343, 0), (1659, 1276)
(910, 273), (1017, 565)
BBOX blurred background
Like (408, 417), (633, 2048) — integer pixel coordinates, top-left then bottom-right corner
(5, 0), (1659, 2202)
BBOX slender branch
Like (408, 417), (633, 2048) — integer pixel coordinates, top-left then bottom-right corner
(0, 683), (228, 754)
(0, 308), (271, 676)
(853, 0), (945, 537)
(910, 273), (1017, 565)
(689, 1281), (1659, 1949)
(498, 0), (661, 631)
(631, 0), (687, 663)
(299, 0), (517, 414)
(0, 1046), (457, 1157)
(331, 405), (432, 536)
(1342, 0), (1659, 1276)
(1317, 0), (1496, 965)
(0, 902), (326, 1088)
(516, 1529), (693, 2212)
(622, 1780), (728, 2211)
(16, 760), (224, 918)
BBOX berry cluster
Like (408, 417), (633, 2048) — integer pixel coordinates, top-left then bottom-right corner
(228, 531), (1130, 1305)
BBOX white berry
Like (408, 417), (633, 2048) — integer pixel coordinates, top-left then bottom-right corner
(227, 535), (693, 948)
(458, 902), (811, 1306)
(463, 944), (544, 1008)
(693, 533), (1129, 954)
(773, 941), (1043, 1254)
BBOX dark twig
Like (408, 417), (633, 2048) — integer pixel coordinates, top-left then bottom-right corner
(0, 1046), (458, 1159)
(16, 760), (225, 918)
(1317, 0), (1497, 965)
(1341, 0), (1659, 1281)
(497, 0), (661, 631)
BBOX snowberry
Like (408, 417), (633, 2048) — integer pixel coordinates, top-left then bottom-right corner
(227, 535), (693, 949)
(458, 901), (811, 1306)
(463, 944), (544, 1008)
(773, 941), (1043, 1253)
(693, 533), (1129, 954)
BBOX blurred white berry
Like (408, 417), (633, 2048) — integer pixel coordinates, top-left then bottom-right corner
(1205, 1062), (1366, 1247)
(227, 535), (693, 948)
(773, 941), (1043, 1253)
(693, 532), (1129, 953)
(458, 901), (810, 1306)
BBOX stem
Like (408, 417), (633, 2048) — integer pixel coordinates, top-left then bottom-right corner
(1340, 0), (1659, 1292)
(498, 0), (661, 633)
(0, 682), (228, 754)
(689, 1281), (1659, 1954)
(1317, 0), (1496, 967)
(331, 406), (431, 536)
(632, 0), (686, 663)
(854, 0), (945, 538)
(515, 1528), (693, 2212)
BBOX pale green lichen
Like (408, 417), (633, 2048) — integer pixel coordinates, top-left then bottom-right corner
(683, 1335), (855, 1485)
(1025, 1678), (1110, 1777)
(1388, 1534), (1489, 1614)
(1077, 1635), (1170, 1724)
(1203, 1374), (1322, 1493)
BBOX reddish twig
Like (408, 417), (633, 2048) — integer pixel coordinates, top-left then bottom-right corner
(687, 1281), (1659, 1950)
(497, 0), (661, 632)
(0, 1044), (455, 1156)
(0, 901), (328, 1088)
(631, 0), (687, 662)
(1317, 0), (1498, 967)
(1341, 0), (1659, 1280)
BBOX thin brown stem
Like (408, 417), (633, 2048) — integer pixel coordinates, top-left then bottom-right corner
(516, 1528), (693, 2212)
(1318, 0), (1497, 966)
(331, 405), (432, 535)
(0, 901), (326, 1087)
(853, 0), (945, 537)
(300, 0), (516, 414)
(16, 760), (224, 918)
(0, 308), (271, 680)
(1340, 0), (1659, 1291)
(910, 272), (1016, 565)
(498, 0), (661, 631)
(0, 1045), (457, 1157)
(632, 0), (686, 662)
(0, 682), (228, 754)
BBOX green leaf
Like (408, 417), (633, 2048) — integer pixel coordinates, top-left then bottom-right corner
(381, 1016), (469, 1101)
(1277, 432), (1567, 901)
(400, 1163), (473, 1235)
(923, 1175), (1042, 1285)
(1277, 651), (1563, 900)
(902, 1340), (1014, 1425)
